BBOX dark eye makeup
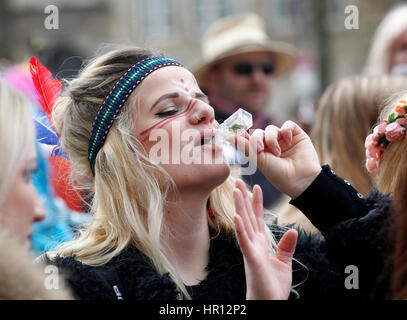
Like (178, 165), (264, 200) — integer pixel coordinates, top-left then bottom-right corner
(155, 107), (179, 117)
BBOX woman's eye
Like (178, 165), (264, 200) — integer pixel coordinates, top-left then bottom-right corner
(23, 171), (32, 183)
(23, 167), (37, 183)
(155, 107), (178, 117)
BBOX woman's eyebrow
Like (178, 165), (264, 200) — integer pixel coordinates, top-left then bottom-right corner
(195, 92), (209, 103)
(150, 92), (179, 111)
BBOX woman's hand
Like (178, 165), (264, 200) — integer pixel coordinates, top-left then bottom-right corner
(233, 179), (298, 300)
(229, 121), (321, 199)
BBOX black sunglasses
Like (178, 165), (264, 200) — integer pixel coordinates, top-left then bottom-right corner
(232, 61), (274, 76)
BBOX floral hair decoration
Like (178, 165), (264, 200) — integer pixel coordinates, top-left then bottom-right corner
(365, 99), (407, 173)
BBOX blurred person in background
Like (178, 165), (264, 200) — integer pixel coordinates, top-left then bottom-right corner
(363, 90), (407, 299)
(364, 3), (407, 76)
(2, 63), (88, 256)
(273, 75), (407, 234)
(193, 13), (296, 207)
(0, 79), (71, 299)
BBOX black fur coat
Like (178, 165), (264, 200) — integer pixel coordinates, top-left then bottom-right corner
(43, 166), (395, 300)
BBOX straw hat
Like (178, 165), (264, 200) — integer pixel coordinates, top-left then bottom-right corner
(192, 13), (296, 86)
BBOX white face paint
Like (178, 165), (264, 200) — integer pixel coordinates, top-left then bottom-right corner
(171, 78), (194, 96)
(133, 66), (230, 191)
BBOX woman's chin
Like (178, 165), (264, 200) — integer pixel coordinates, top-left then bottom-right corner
(170, 162), (231, 190)
(200, 162), (231, 186)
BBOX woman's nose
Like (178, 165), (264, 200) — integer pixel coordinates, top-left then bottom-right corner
(189, 100), (215, 125)
(33, 191), (46, 223)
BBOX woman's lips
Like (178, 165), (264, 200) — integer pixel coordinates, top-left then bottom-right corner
(200, 143), (223, 154)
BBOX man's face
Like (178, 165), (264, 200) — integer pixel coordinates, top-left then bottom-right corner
(212, 52), (274, 115)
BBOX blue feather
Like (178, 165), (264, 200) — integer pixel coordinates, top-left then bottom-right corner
(33, 109), (59, 145)
(33, 108), (69, 159)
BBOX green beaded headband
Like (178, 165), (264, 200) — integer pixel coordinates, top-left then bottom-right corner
(88, 56), (183, 175)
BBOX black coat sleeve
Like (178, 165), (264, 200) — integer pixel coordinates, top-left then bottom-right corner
(282, 165), (395, 299)
(289, 165), (373, 231)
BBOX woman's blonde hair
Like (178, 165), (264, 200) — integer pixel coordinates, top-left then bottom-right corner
(0, 79), (35, 211)
(49, 46), (278, 299)
(312, 75), (407, 196)
(364, 3), (407, 75)
(375, 90), (407, 200)
(371, 91), (407, 299)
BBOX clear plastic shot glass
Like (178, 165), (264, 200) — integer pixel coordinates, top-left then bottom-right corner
(214, 108), (253, 146)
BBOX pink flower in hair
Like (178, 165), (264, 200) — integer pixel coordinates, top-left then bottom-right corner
(364, 133), (379, 158)
(366, 158), (379, 173)
(396, 117), (407, 126)
(373, 123), (386, 135)
(364, 132), (383, 173)
(385, 122), (406, 142)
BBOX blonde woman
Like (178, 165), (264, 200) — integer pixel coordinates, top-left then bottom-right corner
(273, 75), (407, 234)
(0, 79), (71, 299)
(42, 47), (390, 300)
(364, 3), (407, 75)
(363, 91), (407, 299)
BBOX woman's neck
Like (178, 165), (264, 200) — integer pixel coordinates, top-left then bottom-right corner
(162, 189), (211, 286)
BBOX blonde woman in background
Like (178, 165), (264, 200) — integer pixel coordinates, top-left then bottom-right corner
(0, 80), (71, 299)
(273, 75), (407, 234)
(363, 90), (407, 298)
(364, 3), (407, 75)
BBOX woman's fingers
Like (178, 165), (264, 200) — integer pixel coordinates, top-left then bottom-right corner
(279, 121), (296, 146)
(279, 120), (308, 150)
(276, 229), (298, 265)
(227, 130), (250, 157)
(250, 129), (265, 153)
(233, 188), (255, 240)
(234, 214), (249, 253)
(235, 179), (258, 233)
(229, 121), (306, 158)
(234, 215), (258, 264)
(252, 185), (265, 234)
(228, 129), (268, 158)
(264, 125), (281, 157)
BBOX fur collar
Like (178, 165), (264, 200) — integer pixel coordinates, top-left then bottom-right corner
(47, 191), (394, 300)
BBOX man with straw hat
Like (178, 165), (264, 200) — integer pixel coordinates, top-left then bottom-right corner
(192, 13), (296, 207)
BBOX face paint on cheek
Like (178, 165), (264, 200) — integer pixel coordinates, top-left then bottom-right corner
(140, 99), (198, 142)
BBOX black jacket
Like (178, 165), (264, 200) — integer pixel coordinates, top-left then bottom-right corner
(43, 165), (395, 300)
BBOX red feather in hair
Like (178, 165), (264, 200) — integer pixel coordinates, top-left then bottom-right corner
(29, 56), (62, 122)
(29, 57), (84, 211)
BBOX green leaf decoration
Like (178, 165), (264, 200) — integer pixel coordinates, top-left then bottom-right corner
(388, 113), (396, 124)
